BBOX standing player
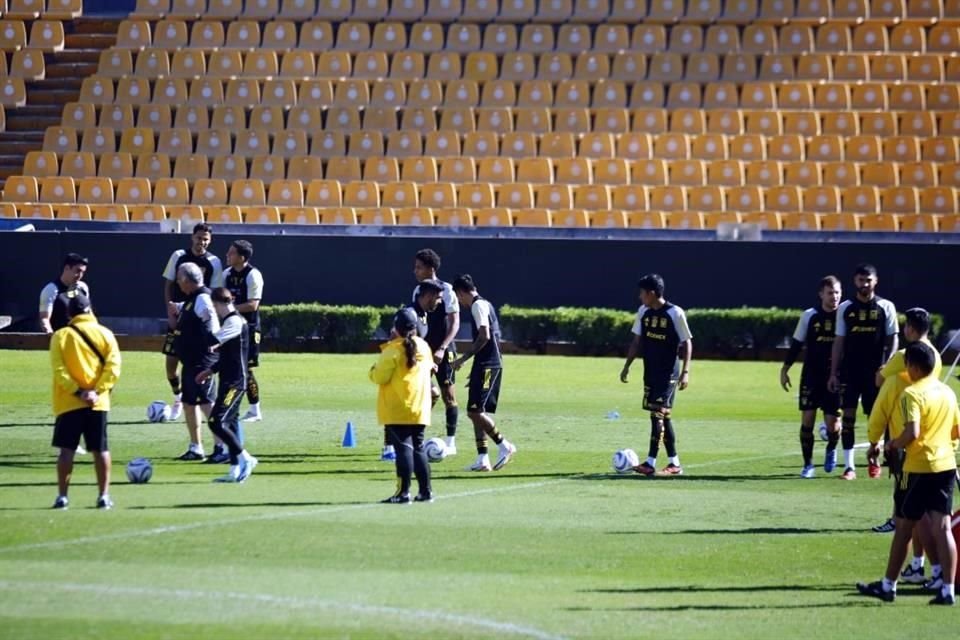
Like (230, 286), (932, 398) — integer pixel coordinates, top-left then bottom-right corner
(39, 253), (90, 334)
(162, 223), (223, 422)
(828, 264), (898, 480)
(168, 263), (220, 461)
(196, 288), (258, 483)
(451, 274), (516, 472)
(619, 273), (693, 476)
(780, 276), (843, 478)
(222, 239), (265, 424)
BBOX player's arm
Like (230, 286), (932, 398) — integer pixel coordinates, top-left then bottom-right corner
(780, 340), (803, 391)
(882, 333), (899, 366)
(235, 270), (263, 314)
(440, 309), (460, 354)
(38, 283), (56, 334)
(888, 391), (920, 450)
(454, 324), (489, 369)
(620, 334), (642, 383)
(678, 338), (692, 390)
(881, 301), (899, 366)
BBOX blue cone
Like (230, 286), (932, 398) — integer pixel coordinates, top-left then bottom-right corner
(341, 421), (356, 448)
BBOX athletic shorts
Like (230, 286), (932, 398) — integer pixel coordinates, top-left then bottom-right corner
(210, 383), (245, 429)
(799, 377), (841, 414)
(433, 347), (456, 387)
(161, 328), (177, 356)
(901, 470), (956, 521)
(52, 407), (108, 452)
(248, 328), (260, 368)
(840, 369), (880, 415)
(181, 364), (216, 406)
(643, 377), (678, 412)
(468, 366), (502, 414)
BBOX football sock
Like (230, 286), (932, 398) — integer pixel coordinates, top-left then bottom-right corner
(475, 423), (488, 455)
(882, 577), (896, 592)
(844, 449), (855, 470)
(932, 564), (943, 579)
(840, 414), (856, 451)
(911, 556), (925, 570)
(168, 376), (181, 395)
(668, 455), (680, 466)
(648, 415), (664, 459)
(246, 372), (260, 405)
(646, 456), (657, 467)
(826, 427), (840, 451)
(943, 584), (955, 598)
(445, 405), (458, 437)
(445, 435), (455, 448)
(663, 418), (678, 458)
(800, 423), (815, 466)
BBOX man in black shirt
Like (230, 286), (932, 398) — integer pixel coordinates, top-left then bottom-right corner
(223, 240), (265, 424)
(781, 275), (843, 478)
(39, 253), (90, 334)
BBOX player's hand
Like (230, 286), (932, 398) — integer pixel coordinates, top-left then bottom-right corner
(619, 366), (630, 383)
(827, 374), (839, 393)
(868, 443), (882, 462)
(195, 369), (212, 384)
(433, 349), (445, 364)
(679, 371), (690, 390)
(780, 369), (791, 392)
(451, 358), (463, 371)
(874, 370), (885, 388)
(79, 389), (98, 405)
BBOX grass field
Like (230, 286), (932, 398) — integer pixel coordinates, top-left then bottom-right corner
(1, 349), (959, 639)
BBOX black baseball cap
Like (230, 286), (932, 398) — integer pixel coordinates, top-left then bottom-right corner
(393, 307), (419, 334)
(61, 292), (92, 318)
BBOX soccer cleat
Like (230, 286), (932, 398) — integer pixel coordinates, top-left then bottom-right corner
(241, 408), (262, 422)
(871, 518), (896, 533)
(900, 565), (926, 584)
(168, 401), (183, 421)
(381, 494), (411, 504)
(868, 463), (882, 479)
(841, 467), (857, 480)
(51, 496), (68, 510)
(823, 449), (837, 473)
(444, 444), (457, 456)
(75, 444), (87, 455)
(634, 462), (656, 477)
(661, 463), (684, 476)
(929, 593), (956, 606)
(856, 580), (895, 602)
(800, 465), (815, 479)
(414, 492), (434, 503)
(203, 447), (229, 464)
(380, 446), (396, 462)
(237, 455), (258, 483)
(95, 495), (113, 510)
(924, 576), (944, 592)
(467, 455), (492, 472)
(176, 449), (205, 461)
(213, 468), (240, 483)
(493, 440), (516, 471)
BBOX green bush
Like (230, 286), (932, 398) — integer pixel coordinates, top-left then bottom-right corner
(261, 304), (387, 352)
(498, 305), (559, 353)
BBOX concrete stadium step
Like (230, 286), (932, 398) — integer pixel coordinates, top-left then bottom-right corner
(4, 105), (63, 131)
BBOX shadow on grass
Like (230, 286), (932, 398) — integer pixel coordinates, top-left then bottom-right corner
(605, 527), (857, 535)
(125, 500), (371, 509)
(583, 584), (851, 594)
(0, 421), (156, 428)
(563, 600), (877, 612)
(574, 473), (799, 482)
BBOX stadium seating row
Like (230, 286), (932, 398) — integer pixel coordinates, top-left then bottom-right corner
(114, 17), (960, 54)
(74, 75), (960, 112)
(129, 0), (960, 24)
(5, 174), (958, 215)
(0, 18), (64, 51)
(4, 200), (958, 232)
(0, 0), (81, 20)
(97, 47), (960, 85)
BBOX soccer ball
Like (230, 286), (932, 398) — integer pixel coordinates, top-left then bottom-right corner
(612, 448), (640, 474)
(424, 437), (447, 463)
(126, 457), (153, 484)
(146, 401), (170, 423)
(818, 423), (829, 442)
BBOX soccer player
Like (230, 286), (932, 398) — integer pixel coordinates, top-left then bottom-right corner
(780, 275), (842, 478)
(168, 263), (220, 461)
(162, 223), (223, 422)
(39, 253), (90, 334)
(196, 288), (258, 484)
(827, 263), (898, 480)
(413, 249), (461, 453)
(856, 341), (959, 605)
(370, 308), (434, 503)
(451, 274), (516, 472)
(620, 273), (693, 476)
(49, 293), (121, 509)
(222, 239), (265, 424)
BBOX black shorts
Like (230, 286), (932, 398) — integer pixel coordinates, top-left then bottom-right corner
(799, 377), (841, 414)
(643, 377), (678, 412)
(839, 370), (879, 415)
(181, 364), (216, 406)
(434, 347), (456, 387)
(210, 383), (245, 429)
(248, 328), (260, 368)
(52, 408), (108, 452)
(468, 365), (501, 414)
(161, 328), (177, 357)
(900, 470), (956, 520)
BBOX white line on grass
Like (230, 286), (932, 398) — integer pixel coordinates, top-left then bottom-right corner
(0, 580), (567, 640)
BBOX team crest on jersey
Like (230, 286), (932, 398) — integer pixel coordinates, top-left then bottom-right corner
(858, 311), (867, 321)
(870, 310), (878, 319)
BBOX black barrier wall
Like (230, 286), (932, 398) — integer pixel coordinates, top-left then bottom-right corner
(1, 231), (956, 327)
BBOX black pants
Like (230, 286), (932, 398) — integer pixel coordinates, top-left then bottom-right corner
(385, 425), (431, 497)
(208, 383), (246, 464)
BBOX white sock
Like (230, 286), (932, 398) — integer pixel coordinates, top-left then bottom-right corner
(228, 464), (240, 478)
(669, 456), (680, 466)
(911, 556), (925, 570)
(882, 577), (896, 592)
(843, 449), (855, 469)
(932, 564), (943, 578)
(646, 456), (657, 467)
(249, 402), (260, 412)
(383, 445), (395, 452)
(943, 583), (955, 598)
(173, 393), (182, 402)
(445, 436), (455, 447)
(190, 443), (204, 454)
(240, 450), (252, 461)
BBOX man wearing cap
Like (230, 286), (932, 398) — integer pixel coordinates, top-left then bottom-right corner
(49, 293), (121, 510)
(39, 252), (90, 334)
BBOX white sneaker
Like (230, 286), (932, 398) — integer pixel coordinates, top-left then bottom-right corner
(237, 455), (258, 482)
(168, 401), (183, 421)
(445, 444), (458, 456)
(493, 440), (516, 470)
(467, 455), (492, 472)
(213, 466), (240, 483)
(75, 444), (87, 455)
(241, 408), (262, 422)
(444, 437), (457, 456)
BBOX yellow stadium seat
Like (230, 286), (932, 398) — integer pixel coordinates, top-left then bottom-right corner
(195, 129), (232, 158)
(168, 0), (206, 18)
(433, 207), (472, 227)
(166, 205), (204, 224)
(409, 23), (445, 54)
(364, 157), (400, 182)
(707, 159), (744, 186)
(702, 211), (741, 229)
(99, 105), (133, 131)
(287, 156), (324, 183)
(137, 105), (172, 130)
(135, 152), (171, 181)
(899, 161), (936, 188)
(114, 177), (151, 204)
(668, 159), (705, 186)
(60, 152), (96, 179)
(116, 19), (151, 49)
(400, 157), (437, 182)
(593, 108), (629, 134)
(128, 204), (167, 221)
(279, 206), (319, 224)
(421, 182), (457, 208)
(472, 207), (511, 227)
(765, 185), (801, 212)
(157, 127), (195, 156)
(922, 137), (959, 162)
(648, 185), (686, 212)
(153, 177), (190, 204)
(154, 19), (189, 49)
(91, 205), (130, 222)
(267, 179), (304, 207)
(99, 153), (136, 181)
(438, 157), (475, 181)
(740, 211), (781, 230)
(80, 127), (117, 154)
(690, 133), (727, 160)
(323, 156), (360, 182)
(280, 50), (315, 77)
(478, 156), (515, 183)
(207, 0), (243, 17)
(192, 178), (229, 205)
(803, 185), (839, 213)
(920, 186), (958, 214)
(249, 155), (285, 183)
(318, 206), (356, 224)
(631, 159), (667, 185)
(781, 212), (822, 231)
(100, 49), (133, 79)
(305, 179), (342, 207)
(54, 204), (91, 221)
(725, 185), (764, 211)
(665, 211), (704, 229)
(173, 154), (211, 183)
(61, 104), (95, 131)
(343, 181), (380, 208)
(24, 150), (59, 178)
(381, 181), (419, 208)
(612, 184), (648, 210)
(189, 20), (224, 48)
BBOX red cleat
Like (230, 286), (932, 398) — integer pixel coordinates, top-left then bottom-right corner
(841, 467), (857, 480)
(868, 463), (882, 478)
(633, 462), (656, 476)
(660, 463), (684, 476)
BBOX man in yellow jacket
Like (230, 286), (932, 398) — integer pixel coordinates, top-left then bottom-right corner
(49, 293), (121, 510)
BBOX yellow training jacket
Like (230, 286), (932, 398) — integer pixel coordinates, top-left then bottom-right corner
(369, 336), (433, 426)
(50, 313), (122, 416)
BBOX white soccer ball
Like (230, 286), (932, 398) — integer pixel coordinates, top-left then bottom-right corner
(818, 423), (829, 442)
(424, 437), (447, 463)
(613, 448), (640, 474)
(126, 457), (153, 484)
(146, 400), (170, 423)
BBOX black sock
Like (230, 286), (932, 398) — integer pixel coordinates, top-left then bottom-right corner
(474, 422), (487, 454)
(826, 427), (840, 452)
(168, 376), (181, 395)
(648, 415), (664, 459)
(246, 371), (260, 405)
(412, 429), (431, 496)
(445, 404), (458, 437)
(663, 417), (677, 458)
(800, 424), (815, 466)
(841, 414), (856, 451)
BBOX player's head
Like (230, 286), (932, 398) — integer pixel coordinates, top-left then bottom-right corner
(190, 223), (213, 255)
(452, 274), (477, 307)
(176, 262), (204, 294)
(818, 275), (841, 311)
(416, 278), (443, 312)
(903, 307), (931, 342)
(637, 273), (665, 306)
(60, 253), (88, 284)
(227, 239), (253, 268)
(414, 248), (441, 281)
(904, 340), (936, 382)
(210, 287), (235, 317)
(852, 263), (877, 299)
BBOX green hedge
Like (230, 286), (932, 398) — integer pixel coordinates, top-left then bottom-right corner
(262, 303), (944, 356)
